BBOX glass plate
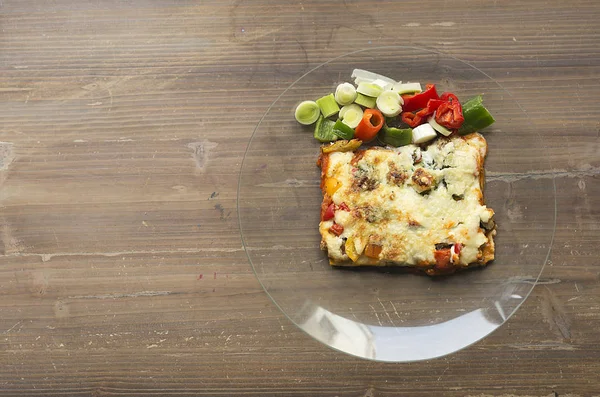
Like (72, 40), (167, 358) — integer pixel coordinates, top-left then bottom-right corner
(237, 46), (556, 362)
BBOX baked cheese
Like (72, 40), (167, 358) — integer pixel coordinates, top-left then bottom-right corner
(317, 133), (496, 275)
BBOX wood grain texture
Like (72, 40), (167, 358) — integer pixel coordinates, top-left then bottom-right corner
(1, 0), (599, 395)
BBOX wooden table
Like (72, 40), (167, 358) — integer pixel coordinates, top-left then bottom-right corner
(1, 0), (599, 395)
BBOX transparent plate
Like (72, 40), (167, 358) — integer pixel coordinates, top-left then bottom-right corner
(237, 46), (556, 362)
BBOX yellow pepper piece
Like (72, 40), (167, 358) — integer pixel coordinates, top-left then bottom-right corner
(345, 237), (359, 262)
(324, 177), (342, 197)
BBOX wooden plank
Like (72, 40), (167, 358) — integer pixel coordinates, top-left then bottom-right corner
(1, 0), (599, 395)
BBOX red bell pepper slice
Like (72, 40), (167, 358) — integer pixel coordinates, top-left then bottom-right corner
(354, 108), (384, 142)
(401, 84), (439, 112)
(401, 111), (423, 128)
(416, 98), (445, 118)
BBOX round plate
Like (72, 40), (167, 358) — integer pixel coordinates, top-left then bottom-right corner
(237, 46), (556, 362)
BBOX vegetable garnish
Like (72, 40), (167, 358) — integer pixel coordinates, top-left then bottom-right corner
(392, 82), (422, 95)
(434, 93), (464, 129)
(354, 93), (376, 109)
(428, 113), (452, 136)
(376, 90), (403, 117)
(316, 93), (340, 118)
(320, 139), (362, 154)
(351, 69), (396, 86)
(295, 100), (320, 125)
(332, 119), (355, 140)
(380, 125), (412, 147)
(354, 108), (384, 142)
(415, 99), (444, 119)
(314, 115), (338, 143)
(401, 111), (423, 128)
(294, 69), (495, 147)
(458, 95), (496, 135)
(401, 84), (439, 112)
(335, 83), (357, 106)
(411, 123), (438, 144)
(357, 82), (384, 98)
(339, 104), (363, 128)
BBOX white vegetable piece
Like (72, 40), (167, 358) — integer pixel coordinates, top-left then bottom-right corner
(392, 82), (422, 95)
(351, 69), (396, 86)
(428, 113), (452, 136)
(334, 82), (357, 106)
(339, 104), (363, 129)
(370, 78), (394, 91)
(412, 123), (438, 144)
(376, 90), (403, 117)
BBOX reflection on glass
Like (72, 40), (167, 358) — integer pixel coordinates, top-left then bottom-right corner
(297, 302), (376, 358)
(296, 301), (504, 362)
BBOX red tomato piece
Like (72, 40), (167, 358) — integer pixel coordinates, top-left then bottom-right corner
(329, 223), (344, 236)
(323, 203), (335, 221)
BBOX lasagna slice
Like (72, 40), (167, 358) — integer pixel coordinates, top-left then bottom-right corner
(316, 133), (496, 276)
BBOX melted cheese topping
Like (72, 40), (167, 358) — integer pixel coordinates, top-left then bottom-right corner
(319, 133), (495, 268)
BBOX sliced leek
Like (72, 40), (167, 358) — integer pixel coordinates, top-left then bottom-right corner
(334, 82), (357, 106)
(339, 104), (363, 128)
(316, 93), (340, 118)
(351, 69), (396, 86)
(339, 103), (358, 119)
(428, 113), (452, 136)
(371, 78), (394, 91)
(412, 123), (438, 144)
(392, 82), (422, 95)
(354, 93), (377, 109)
(356, 82), (384, 98)
(376, 90), (403, 117)
(294, 100), (320, 125)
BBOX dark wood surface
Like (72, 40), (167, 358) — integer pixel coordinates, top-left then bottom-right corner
(1, 0), (599, 395)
